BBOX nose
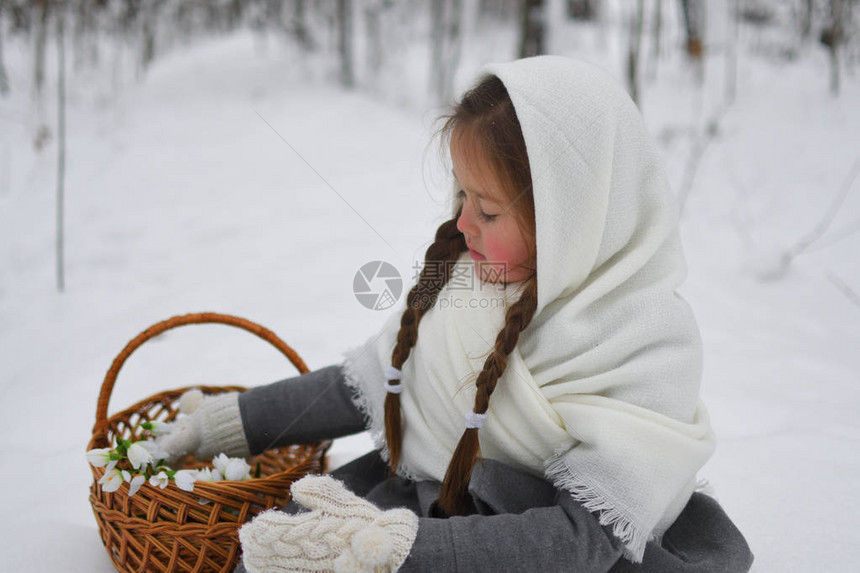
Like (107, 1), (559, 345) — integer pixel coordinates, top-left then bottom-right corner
(456, 201), (479, 237)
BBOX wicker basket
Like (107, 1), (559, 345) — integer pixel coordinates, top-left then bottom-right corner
(88, 312), (330, 573)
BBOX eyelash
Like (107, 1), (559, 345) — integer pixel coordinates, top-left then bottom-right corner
(457, 189), (498, 222)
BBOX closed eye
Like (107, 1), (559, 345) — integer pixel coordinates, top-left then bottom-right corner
(457, 189), (498, 222)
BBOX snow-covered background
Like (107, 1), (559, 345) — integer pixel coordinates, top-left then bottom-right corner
(1, 2), (859, 572)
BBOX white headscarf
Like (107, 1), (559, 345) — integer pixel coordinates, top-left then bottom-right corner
(342, 56), (714, 562)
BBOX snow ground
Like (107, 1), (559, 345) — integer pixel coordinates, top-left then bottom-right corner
(1, 21), (859, 573)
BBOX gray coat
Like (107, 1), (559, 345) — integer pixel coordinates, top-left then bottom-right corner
(234, 366), (753, 572)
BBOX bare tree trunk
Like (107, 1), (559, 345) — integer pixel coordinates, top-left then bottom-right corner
(567, 0), (597, 20)
(679, 0), (704, 59)
(446, 0), (463, 100)
(141, 0), (158, 73)
(627, 0), (644, 106)
(73, 0), (98, 69)
(0, 7), (10, 96)
(648, 0), (663, 80)
(478, 0), (519, 21)
(821, 0), (845, 96)
(228, 0), (244, 27)
(431, 0), (443, 71)
(365, 1), (383, 79)
(34, 0), (50, 100)
(430, 0), (446, 101)
(801, 0), (813, 39)
(337, 0), (354, 88)
(725, 0), (739, 105)
(519, 0), (545, 58)
(430, 0), (463, 103)
(57, 2), (66, 292)
(827, 41), (839, 96)
(293, 0), (313, 50)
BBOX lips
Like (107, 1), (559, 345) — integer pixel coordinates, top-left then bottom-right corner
(467, 246), (486, 261)
(465, 238), (486, 260)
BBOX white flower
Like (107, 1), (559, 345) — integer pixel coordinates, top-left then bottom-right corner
(85, 448), (113, 467)
(211, 453), (230, 475)
(138, 440), (169, 461)
(127, 474), (146, 496)
(121, 471), (146, 496)
(99, 468), (123, 493)
(174, 470), (196, 492)
(194, 468), (222, 482)
(127, 442), (153, 470)
(213, 453), (251, 481)
(149, 472), (169, 489)
(224, 457), (251, 481)
(146, 421), (171, 437)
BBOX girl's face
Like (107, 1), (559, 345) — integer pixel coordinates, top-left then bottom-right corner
(451, 136), (535, 284)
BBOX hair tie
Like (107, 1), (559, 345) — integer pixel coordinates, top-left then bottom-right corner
(385, 380), (403, 394)
(465, 410), (488, 429)
(385, 365), (402, 380)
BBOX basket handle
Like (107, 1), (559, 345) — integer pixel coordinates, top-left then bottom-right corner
(94, 312), (309, 437)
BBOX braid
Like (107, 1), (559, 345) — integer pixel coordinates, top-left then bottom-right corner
(437, 276), (539, 516)
(384, 215), (466, 474)
(389, 71), (536, 515)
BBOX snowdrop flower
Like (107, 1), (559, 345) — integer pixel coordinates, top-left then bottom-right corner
(99, 468), (123, 493)
(174, 470), (196, 492)
(224, 457), (251, 481)
(195, 468), (222, 482)
(213, 453), (251, 481)
(149, 472), (169, 489)
(138, 440), (169, 461)
(144, 421), (171, 437)
(126, 442), (153, 470)
(85, 448), (113, 468)
(120, 471), (146, 497)
(212, 453), (230, 476)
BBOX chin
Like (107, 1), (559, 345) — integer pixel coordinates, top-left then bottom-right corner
(477, 261), (510, 284)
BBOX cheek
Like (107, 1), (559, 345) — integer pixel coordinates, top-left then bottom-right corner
(482, 231), (531, 267)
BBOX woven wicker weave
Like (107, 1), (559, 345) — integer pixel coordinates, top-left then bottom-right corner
(88, 312), (330, 573)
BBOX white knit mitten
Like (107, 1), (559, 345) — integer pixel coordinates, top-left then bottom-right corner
(239, 475), (418, 573)
(157, 389), (250, 461)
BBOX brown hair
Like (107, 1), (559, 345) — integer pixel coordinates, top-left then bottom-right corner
(384, 75), (539, 517)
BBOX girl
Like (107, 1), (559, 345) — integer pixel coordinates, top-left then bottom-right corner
(161, 56), (753, 572)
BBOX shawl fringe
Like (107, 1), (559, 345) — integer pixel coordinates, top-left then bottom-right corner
(341, 345), (419, 482)
(545, 450), (650, 563)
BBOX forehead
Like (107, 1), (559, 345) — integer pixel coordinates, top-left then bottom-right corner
(449, 130), (504, 202)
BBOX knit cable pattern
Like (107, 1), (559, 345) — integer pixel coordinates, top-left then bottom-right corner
(239, 475), (418, 573)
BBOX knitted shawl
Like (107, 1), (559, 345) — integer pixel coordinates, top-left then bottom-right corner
(342, 56), (714, 562)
